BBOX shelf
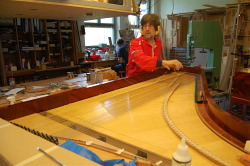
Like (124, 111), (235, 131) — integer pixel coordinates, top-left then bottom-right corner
(0, 31), (15, 34)
(0, 0), (137, 21)
(36, 65), (80, 72)
(7, 69), (36, 77)
(0, 18), (77, 86)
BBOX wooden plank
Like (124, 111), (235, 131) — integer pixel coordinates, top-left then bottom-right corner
(0, 118), (100, 166)
(0, 0), (135, 21)
(0, 36), (8, 86)
(10, 115), (155, 166)
(203, 4), (226, 9)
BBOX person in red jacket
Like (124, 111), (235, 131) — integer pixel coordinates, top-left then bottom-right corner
(126, 14), (183, 77)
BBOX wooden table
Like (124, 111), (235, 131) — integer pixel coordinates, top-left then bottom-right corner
(0, 74), (89, 108)
(2, 60), (117, 86)
(80, 59), (117, 72)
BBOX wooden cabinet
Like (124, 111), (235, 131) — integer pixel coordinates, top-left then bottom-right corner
(0, 18), (77, 86)
(60, 21), (75, 64)
(17, 19), (35, 70)
(33, 19), (49, 68)
(0, 19), (19, 72)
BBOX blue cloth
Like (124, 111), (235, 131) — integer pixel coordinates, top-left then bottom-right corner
(60, 140), (136, 166)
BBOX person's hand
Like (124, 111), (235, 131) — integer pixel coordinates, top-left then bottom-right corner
(162, 60), (183, 71)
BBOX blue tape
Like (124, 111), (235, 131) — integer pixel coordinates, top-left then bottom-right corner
(60, 140), (136, 166)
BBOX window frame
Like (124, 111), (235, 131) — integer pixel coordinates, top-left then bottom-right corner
(84, 17), (116, 48)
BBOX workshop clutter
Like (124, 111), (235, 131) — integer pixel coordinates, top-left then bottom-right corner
(86, 47), (116, 61)
(90, 68), (118, 83)
(90, 54), (101, 61)
(89, 50), (101, 61)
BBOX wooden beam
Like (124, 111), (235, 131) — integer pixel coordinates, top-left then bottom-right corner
(0, 36), (8, 86)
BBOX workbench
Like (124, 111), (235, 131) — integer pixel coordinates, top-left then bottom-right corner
(80, 59), (118, 72)
(0, 74), (89, 108)
(3, 59), (118, 85)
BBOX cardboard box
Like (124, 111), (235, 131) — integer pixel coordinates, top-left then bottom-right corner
(90, 68), (118, 83)
(40, 64), (46, 70)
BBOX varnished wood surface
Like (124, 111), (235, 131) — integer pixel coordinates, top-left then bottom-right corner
(11, 72), (245, 166)
(199, 70), (250, 146)
(0, 118), (100, 166)
(0, 76), (87, 107)
(8, 114), (154, 166)
(0, 69), (168, 121)
(0, 37), (7, 86)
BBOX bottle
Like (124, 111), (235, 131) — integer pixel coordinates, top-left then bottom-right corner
(28, 61), (31, 69)
(172, 137), (191, 166)
(105, 51), (110, 60)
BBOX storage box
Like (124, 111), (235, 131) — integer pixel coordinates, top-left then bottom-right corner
(90, 55), (101, 61)
(90, 68), (118, 83)
(40, 64), (46, 70)
(90, 69), (103, 83)
(11, 66), (17, 71)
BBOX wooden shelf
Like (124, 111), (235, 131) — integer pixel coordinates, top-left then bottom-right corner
(36, 65), (80, 72)
(0, 0), (137, 21)
(7, 69), (36, 77)
(0, 18), (77, 86)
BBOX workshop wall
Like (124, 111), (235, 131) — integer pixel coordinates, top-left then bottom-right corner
(159, 0), (237, 19)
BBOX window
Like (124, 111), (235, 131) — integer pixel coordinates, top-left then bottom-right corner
(139, 3), (148, 20)
(128, 15), (141, 38)
(84, 17), (115, 47)
(84, 19), (98, 23)
(85, 27), (114, 46)
(101, 18), (113, 24)
(128, 2), (148, 38)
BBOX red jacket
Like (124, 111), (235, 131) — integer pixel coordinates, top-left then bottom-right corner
(126, 35), (162, 77)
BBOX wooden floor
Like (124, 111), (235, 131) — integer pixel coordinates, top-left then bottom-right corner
(12, 72), (245, 166)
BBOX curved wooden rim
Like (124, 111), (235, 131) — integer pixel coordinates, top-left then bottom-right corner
(196, 70), (250, 153)
(0, 68), (169, 121)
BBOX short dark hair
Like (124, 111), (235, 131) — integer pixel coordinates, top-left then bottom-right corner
(141, 14), (160, 31)
(117, 38), (124, 45)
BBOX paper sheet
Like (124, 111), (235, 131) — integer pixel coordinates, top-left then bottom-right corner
(5, 88), (24, 96)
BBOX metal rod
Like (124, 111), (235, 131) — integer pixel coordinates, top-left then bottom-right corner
(37, 147), (65, 166)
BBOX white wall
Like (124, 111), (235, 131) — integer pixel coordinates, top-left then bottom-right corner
(158, 0), (237, 19)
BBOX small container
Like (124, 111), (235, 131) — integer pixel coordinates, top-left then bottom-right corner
(86, 73), (90, 81)
(9, 78), (15, 89)
(67, 72), (73, 79)
(172, 137), (191, 166)
(41, 64), (46, 70)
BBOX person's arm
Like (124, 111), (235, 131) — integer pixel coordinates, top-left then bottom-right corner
(129, 40), (159, 72)
(117, 47), (124, 64)
(162, 59), (183, 71)
(118, 57), (123, 63)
